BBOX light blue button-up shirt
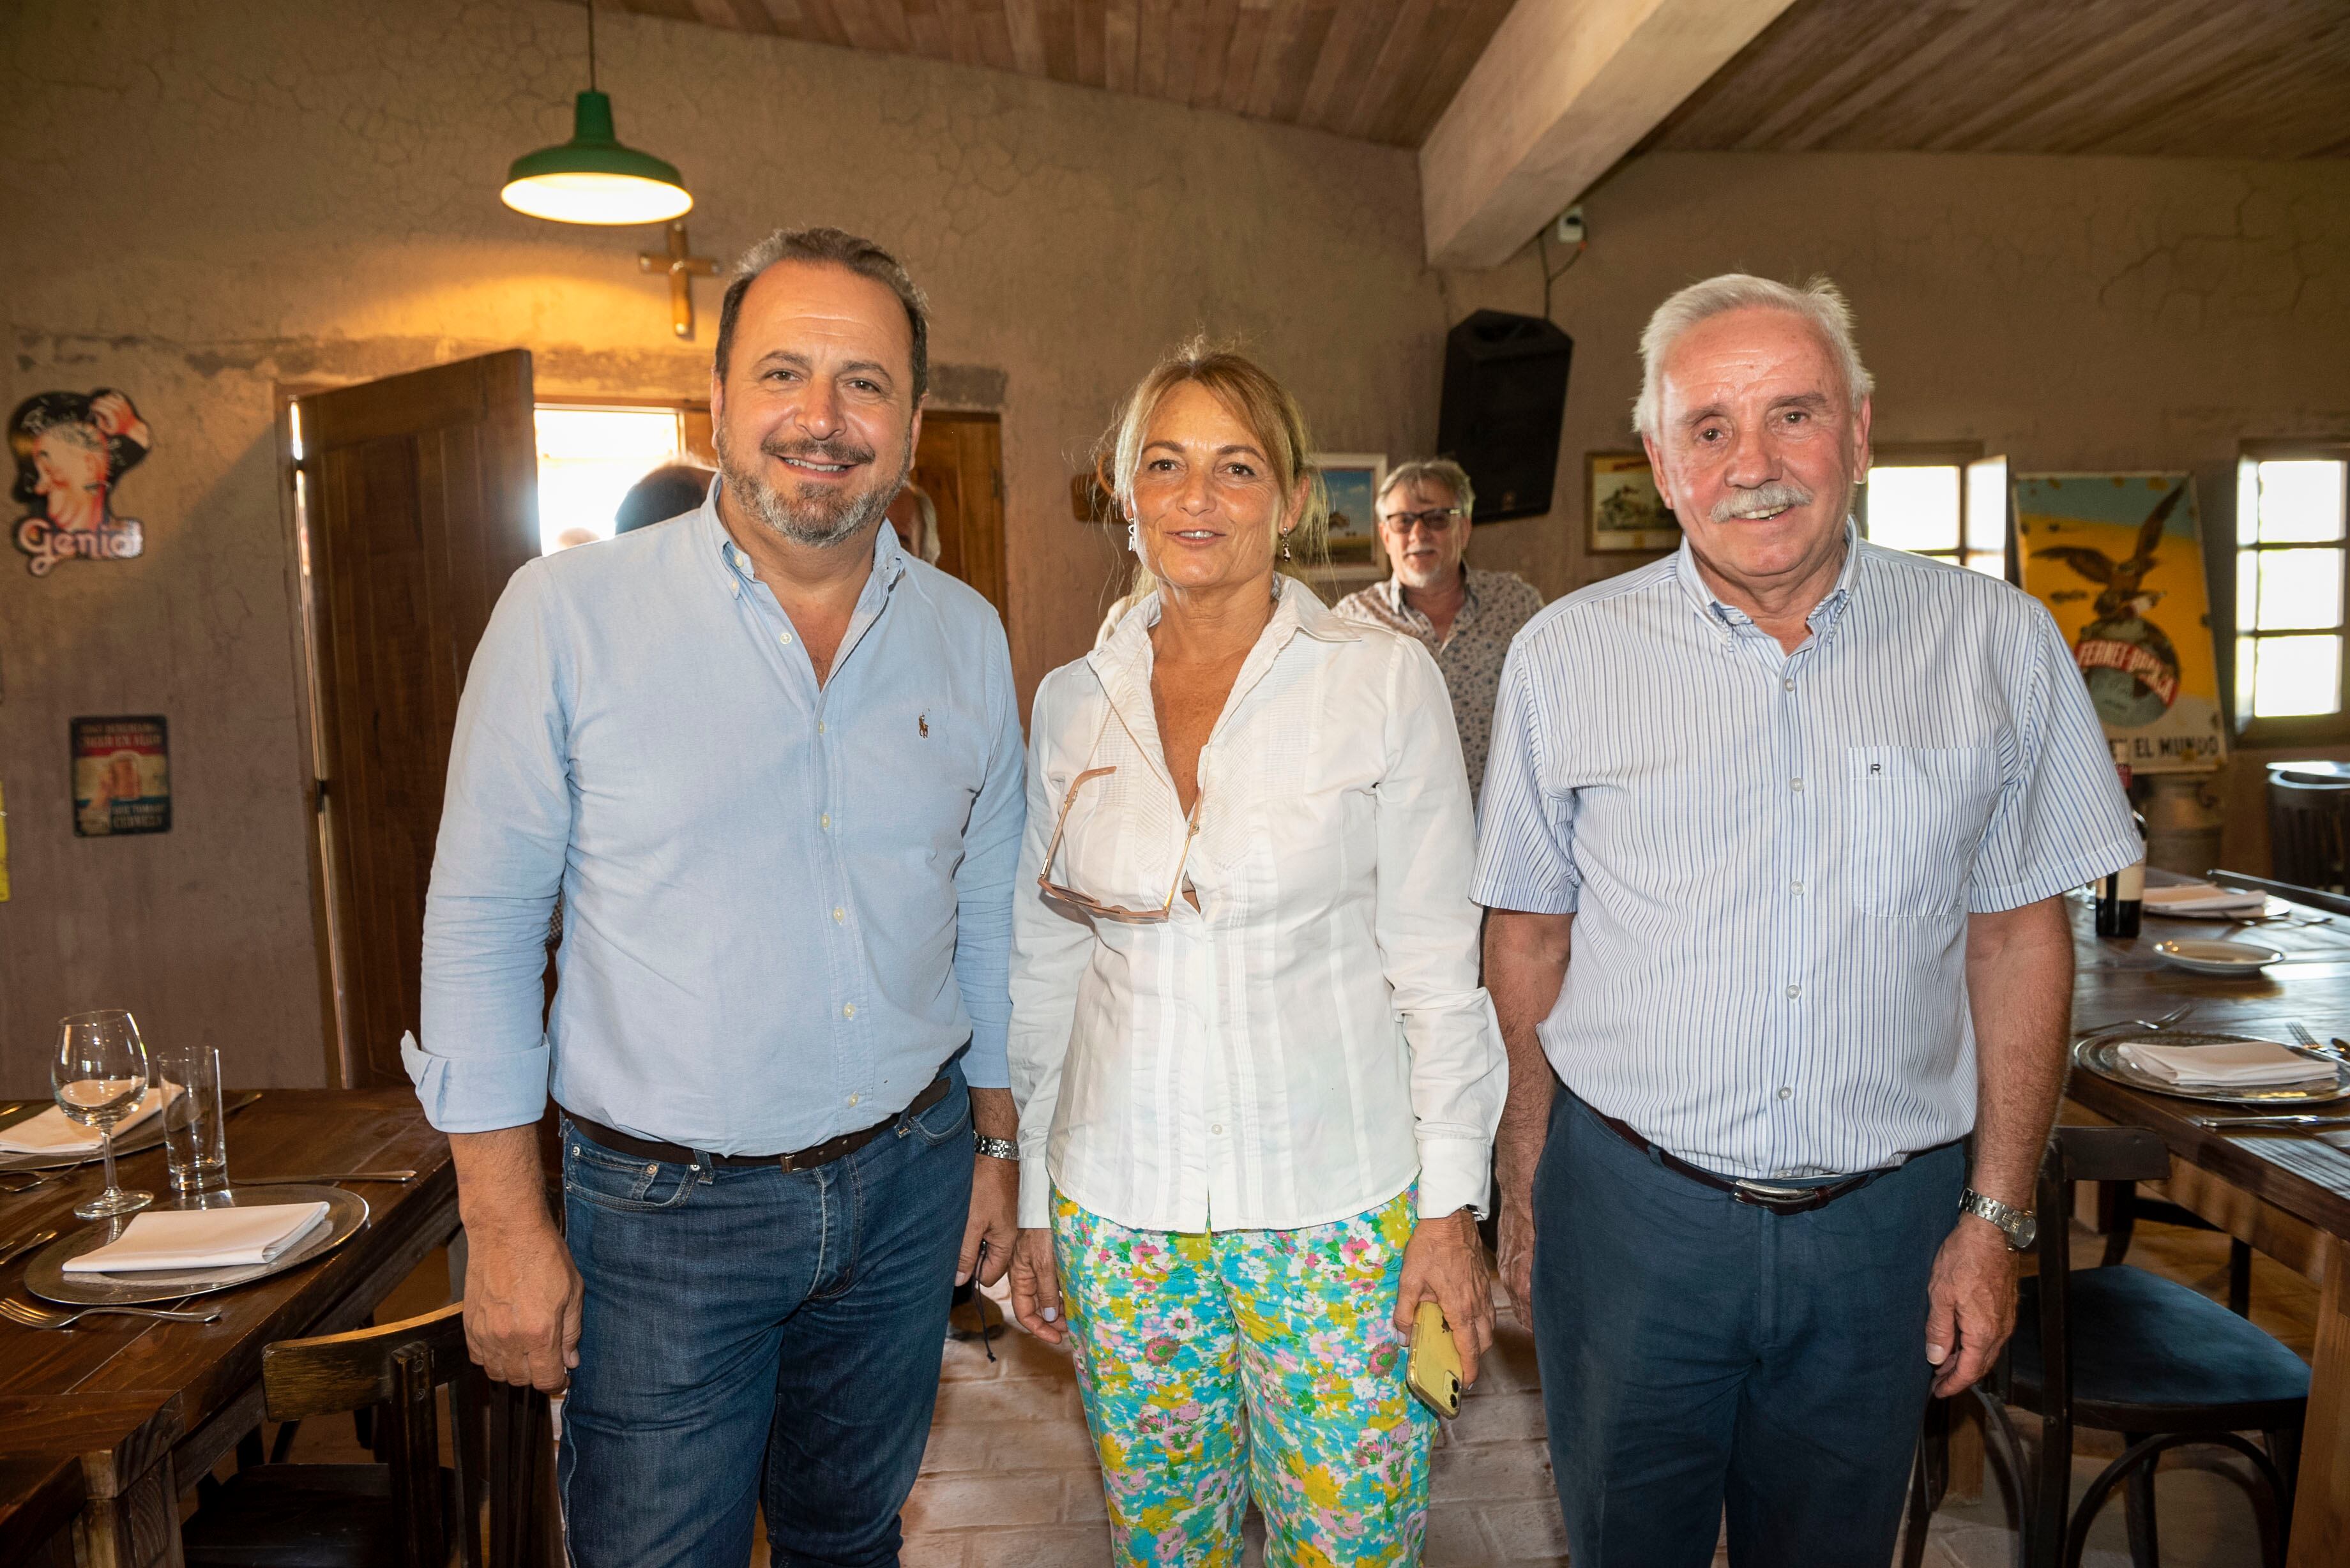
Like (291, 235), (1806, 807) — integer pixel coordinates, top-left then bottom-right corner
(1473, 525), (2138, 1180)
(406, 488), (1024, 1153)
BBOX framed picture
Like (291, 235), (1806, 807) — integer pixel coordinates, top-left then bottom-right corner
(1314, 453), (1386, 566)
(71, 714), (171, 837)
(1587, 451), (1681, 553)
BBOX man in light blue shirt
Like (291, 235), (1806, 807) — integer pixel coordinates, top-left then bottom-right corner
(1477, 275), (2137, 1566)
(407, 227), (1024, 1568)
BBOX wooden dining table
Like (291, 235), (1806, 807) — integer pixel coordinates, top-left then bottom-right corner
(0, 1089), (456, 1567)
(2063, 889), (2350, 1568)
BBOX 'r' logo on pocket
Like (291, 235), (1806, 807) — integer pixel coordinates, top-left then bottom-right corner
(918, 712), (929, 737)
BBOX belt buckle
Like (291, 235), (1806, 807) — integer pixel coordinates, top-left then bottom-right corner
(1731, 1179), (1814, 1212)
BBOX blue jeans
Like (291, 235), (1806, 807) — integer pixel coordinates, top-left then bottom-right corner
(1533, 1090), (1966, 1568)
(556, 1066), (973, 1568)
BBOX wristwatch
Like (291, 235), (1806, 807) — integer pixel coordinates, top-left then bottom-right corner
(974, 1133), (1019, 1163)
(1959, 1187), (2037, 1251)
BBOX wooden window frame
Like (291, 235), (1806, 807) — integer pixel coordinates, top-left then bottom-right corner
(1858, 441), (1989, 569)
(2232, 438), (2350, 748)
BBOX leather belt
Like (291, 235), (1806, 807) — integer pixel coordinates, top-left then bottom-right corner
(564, 1074), (950, 1175)
(1591, 1105), (1888, 1214)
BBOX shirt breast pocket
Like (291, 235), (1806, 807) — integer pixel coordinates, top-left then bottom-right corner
(1846, 746), (2001, 918)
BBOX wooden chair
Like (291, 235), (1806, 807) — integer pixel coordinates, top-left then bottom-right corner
(181, 1302), (558, 1568)
(1904, 1126), (2308, 1568)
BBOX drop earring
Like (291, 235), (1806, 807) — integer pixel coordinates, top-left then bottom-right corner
(1127, 518), (1139, 554)
(1280, 531), (1292, 562)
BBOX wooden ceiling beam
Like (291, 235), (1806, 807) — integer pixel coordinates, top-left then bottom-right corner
(1420, 0), (1799, 269)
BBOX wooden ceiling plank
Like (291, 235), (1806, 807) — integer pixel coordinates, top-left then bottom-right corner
(1390, 0), (1515, 149)
(1072, 0), (1109, 87)
(1003, 0), (1050, 74)
(1295, 0), (1372, 130)
(1344, 0), (1438, 142)
(1308, 0), (1404, 136)
(1726, 3), (1966, 153)
(1780, 1), (2036, 153)
(1972, 4), (2282, 155)
(939, 0), (985, 64)
(794, 0), (856, 49)
(1642, 0), (1876, 149)
(1264, 1), (1335, 125)
(1104, 0), (1141, 91)
(1136, 0), (1173, 96)
(718, 0), (781, 33)
(1243, 0), (1309, 119)
(1162, 0), (1206, 105)
(756, 0), (812, 39)
(1189, 0), (1242, 109)
(1217, 3), (1272, 115)
(974, 1), (1019, 70)
(1421, 0), (1804, 269)
(1909, 0), (2233, 152)
(1040, 0), (1084, 83)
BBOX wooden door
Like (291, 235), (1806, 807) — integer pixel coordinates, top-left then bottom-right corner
(914, 412), (1008, 618)
(296, 352), (539, 1088)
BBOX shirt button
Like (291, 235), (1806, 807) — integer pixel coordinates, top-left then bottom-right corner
(847, 1094), (860, 1107)
(833, 907), (845, 923)
(821, 813), (831, 830)
(1785, 984), (1801, 999)
(817, 721), (826, 734)
(1211, 1124), (1224, 1135)
(1782, 677), (1795, 691)
(1778, 1087), (1793, 1101)
(842, 1002), (856, 1019)
(1791, 880), (1805, 895)
(1791, 778), (1805, 792)
(778, 631), (793, 645)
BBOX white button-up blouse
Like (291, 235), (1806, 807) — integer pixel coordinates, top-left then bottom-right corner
(1008, 578), (1506, 1233)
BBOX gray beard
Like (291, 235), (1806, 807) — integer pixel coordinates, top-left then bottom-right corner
(718, 435), (907, 550)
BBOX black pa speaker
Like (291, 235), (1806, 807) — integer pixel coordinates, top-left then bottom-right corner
(1437, 310), (1573, 522)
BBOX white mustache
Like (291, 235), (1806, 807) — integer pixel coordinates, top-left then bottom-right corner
(1709, 481), (1814, 524)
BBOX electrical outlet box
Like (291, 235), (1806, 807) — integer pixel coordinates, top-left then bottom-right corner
(1554, 207), (1586, 246)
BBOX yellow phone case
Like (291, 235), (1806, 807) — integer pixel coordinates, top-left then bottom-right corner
(1406, 1300), (1462, 1419)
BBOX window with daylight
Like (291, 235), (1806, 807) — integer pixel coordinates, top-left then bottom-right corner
(534, 404), (701, 555)
(2235, 449), (2350, 735)
(1856, 444), (2008, 579)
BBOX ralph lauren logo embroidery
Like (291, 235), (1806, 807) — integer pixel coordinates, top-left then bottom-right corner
(918, 712), (929, 737)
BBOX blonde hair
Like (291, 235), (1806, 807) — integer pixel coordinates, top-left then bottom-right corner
(1104, 339), (1329, 597)
(1632, 273), (1873, 441)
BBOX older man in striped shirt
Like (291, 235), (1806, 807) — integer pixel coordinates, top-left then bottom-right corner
(1474, 275), (2138, 1565)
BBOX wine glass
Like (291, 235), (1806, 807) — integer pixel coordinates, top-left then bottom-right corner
(54, 1009), (154, 1220)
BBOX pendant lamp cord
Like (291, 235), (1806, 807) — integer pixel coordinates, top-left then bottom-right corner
(587, 1), (598, 91)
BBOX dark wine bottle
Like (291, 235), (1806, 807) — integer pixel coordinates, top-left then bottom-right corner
(2096, 814), (2148, 939)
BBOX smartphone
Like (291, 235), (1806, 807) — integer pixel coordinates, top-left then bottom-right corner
(1406, 1300), (1462, 1419)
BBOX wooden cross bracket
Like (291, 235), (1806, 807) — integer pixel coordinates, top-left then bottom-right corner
(639, 220), (718, 341)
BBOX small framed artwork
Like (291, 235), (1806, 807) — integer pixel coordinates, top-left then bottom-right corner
(71, 714), (171, 837)
(1588, 451), (1681, 553)
(1314, 453), (1386, 566)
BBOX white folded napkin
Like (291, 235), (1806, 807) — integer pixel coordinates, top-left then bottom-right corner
(2142, 882), (2268, 915)
(2117, 1038), (2327, 1088)
(0, 1084), (174, 1156)
(64, 1201), (331, 1274)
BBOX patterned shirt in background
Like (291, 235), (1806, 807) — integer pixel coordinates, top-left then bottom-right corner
(1335, 568), (1545, 799)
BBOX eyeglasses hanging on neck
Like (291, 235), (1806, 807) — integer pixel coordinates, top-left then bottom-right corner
(1037, 765), (1200, 923)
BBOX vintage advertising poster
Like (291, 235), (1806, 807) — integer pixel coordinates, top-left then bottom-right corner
(1588, 451), (1682, 553)
(2014, 473), (2225, 774)
(71, 716), (172, 837)
(10, 389), (151, 577)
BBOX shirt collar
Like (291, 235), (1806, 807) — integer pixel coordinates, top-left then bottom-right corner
(1380, 564), (1475, 617)
(701, 477), (908, 594)
(1671, 518), (1861, 635)
(1092, 573), (1357, 675)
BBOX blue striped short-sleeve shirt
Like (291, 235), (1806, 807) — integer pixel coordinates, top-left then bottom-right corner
(1471, 526), (2139, 1180)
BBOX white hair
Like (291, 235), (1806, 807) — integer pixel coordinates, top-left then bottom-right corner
(1632, 274), (1874, 441)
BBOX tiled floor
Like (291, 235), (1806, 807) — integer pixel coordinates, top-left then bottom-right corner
(271, 1213), (2317, 1567)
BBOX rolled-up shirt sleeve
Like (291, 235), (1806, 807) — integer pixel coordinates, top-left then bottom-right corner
(950, 620), (1026, 1091)
(409, 563), (572, 1133)
(1377, 639), (1507, 1220)
(1968, 601), (2141, 912)
(1471, 640), (1581, 914)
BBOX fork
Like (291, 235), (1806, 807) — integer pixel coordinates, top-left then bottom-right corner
(2077, 1003), (2195, 1041)
(0, 1170), (73, 1196)
(0, 1296), (220, 1330)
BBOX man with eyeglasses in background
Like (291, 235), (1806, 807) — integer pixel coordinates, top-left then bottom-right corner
(1335, 458), (1543, 799)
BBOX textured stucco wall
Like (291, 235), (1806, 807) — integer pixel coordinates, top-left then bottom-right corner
(3, 0), (2345, 1094)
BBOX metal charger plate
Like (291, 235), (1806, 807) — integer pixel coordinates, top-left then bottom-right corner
(0, 1091), (261, 1174)
(22, 1184), (369, 1306)
(2073, 1031), (2350, 1107)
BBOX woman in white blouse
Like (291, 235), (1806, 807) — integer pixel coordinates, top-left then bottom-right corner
(1006, 343), (1506, 1565)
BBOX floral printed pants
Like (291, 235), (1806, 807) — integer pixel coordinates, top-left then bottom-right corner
(1052, 1189), (1434, 1567)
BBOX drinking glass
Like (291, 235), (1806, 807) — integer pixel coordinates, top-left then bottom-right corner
(155, 1043), (229, 1195)
(53, 1009), (154, 1219)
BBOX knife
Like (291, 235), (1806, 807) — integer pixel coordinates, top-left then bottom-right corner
(2193, 1113), (2350, 1131)
(233, 1170), (418, 1186)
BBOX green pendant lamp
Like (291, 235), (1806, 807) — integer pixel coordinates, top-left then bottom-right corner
(501, 4), (691, 225)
